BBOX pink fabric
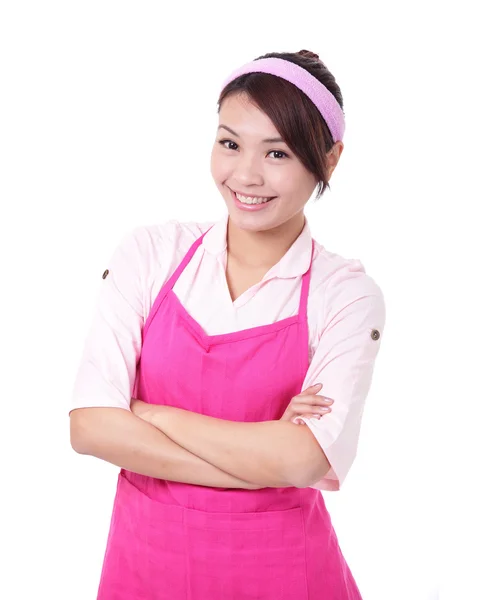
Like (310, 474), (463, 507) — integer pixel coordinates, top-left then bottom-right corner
(221, 57), (346, 142)
(70, 212), (386, 491)
(96, 227), (363, 599)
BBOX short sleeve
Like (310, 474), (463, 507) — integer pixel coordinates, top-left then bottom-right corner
(294, 263), (387, 491)
(69, 227), (145, 415)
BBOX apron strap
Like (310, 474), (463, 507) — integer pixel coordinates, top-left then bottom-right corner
(163, 226), (214, 294)
(298, 239), (314, 322)
(142, 226), (213, 339)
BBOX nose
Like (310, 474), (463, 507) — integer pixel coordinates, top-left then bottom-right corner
(232, 153), (264, 186)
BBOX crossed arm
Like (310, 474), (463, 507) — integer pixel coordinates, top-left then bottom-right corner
(131, 400), (329, 488)
(70, 402), (329, 489)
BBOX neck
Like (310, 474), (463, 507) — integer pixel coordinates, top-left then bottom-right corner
(226, 213), (306, 270)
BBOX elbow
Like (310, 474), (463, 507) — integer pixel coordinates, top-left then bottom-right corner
(69, 406), (132, 455)
(71, 438), (89, 455)
(304, 456), (331, 488)
(69, 408), (95, 454)
(292, 459), (330, 489)
(288, 434), (331, 489)
(289, 469), (316, 489)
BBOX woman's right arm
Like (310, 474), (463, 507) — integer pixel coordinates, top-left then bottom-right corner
(70, 226), (261, 490)
(70, 407), (263, 489)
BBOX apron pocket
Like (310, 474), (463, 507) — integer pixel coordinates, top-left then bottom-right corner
(184, 504), (309, 600)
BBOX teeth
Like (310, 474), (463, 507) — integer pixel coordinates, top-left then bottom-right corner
(235, 192), (273, 205)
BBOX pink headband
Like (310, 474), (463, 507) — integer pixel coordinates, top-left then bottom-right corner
(220, 57), (345, 143)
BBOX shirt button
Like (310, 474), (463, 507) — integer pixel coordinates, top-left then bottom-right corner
(102, 269), (109, 279)
(371, 329), (380, 341)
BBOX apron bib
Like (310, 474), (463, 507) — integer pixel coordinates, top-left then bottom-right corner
(96, 227), (363, 599)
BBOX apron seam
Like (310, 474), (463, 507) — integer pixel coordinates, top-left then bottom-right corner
(174, 305), (301, 346)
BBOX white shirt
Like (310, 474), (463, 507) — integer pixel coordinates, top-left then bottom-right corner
(70, 211), (386, 491)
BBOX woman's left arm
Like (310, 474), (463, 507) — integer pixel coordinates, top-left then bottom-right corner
(131, 400), (326, 488)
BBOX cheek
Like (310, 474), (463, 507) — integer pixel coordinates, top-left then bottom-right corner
(277, 168), (312, 197)
(210, 151), (229, 181)
(270, 172), (297, 195)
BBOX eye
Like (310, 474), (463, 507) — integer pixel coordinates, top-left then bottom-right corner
(217, 139), (289, 160)
(268, 150), (288, 160)
(218, 139), (238, 151)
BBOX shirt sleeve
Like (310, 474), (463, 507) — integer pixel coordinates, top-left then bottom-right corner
(294, 261), (387, 491)
(68, 227), (145, 415)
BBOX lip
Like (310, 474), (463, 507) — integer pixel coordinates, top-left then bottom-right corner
(229, 187), (277, 212)
(228, 187), (276, 200)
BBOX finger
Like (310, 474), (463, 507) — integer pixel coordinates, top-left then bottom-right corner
(303, 383), (323, 393)
(297, 389), (332, 403)
(289, 403), (331, 414)
(294, 385), (323, 399)
(292, 395), (333, 407)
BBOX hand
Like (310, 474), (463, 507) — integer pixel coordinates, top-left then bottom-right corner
(279, 384), (334, 425)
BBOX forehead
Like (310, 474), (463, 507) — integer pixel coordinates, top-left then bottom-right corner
(219, 94), (280, 138)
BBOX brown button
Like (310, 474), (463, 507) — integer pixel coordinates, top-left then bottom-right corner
(102, 269), (109, 279)
(371, 329), (380, 341)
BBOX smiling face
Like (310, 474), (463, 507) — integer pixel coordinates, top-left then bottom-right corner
(210, 92), (319, 233)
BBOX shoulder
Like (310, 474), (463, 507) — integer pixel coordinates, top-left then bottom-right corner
(122, 218), (217, 260)
(106, 219), (217, 308)
(311, 239), (385, 314)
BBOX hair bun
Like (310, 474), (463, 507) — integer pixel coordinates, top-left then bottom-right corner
(297, 49), (320, 61)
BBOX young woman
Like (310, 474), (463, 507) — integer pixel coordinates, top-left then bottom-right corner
(69, 49), (386, 599)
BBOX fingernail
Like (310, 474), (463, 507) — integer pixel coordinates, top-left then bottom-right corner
(314, 383), (323, 388)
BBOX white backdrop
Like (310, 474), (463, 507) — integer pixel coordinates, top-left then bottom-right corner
(1, 2), (477, 599)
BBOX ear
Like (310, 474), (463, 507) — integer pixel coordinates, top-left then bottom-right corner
(326, 141), (344, 179)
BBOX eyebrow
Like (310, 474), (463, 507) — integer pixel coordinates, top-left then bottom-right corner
(217, 124), (285, 144)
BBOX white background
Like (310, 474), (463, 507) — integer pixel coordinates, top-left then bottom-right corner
(1, 2), (477, 599)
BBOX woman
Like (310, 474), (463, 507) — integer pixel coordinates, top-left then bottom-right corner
(69, 50), (386, 599)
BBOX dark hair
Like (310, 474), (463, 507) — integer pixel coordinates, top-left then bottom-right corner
(216, 50), (345, 202)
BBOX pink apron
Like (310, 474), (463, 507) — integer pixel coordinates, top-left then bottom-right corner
(96, 226), (363, 599)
